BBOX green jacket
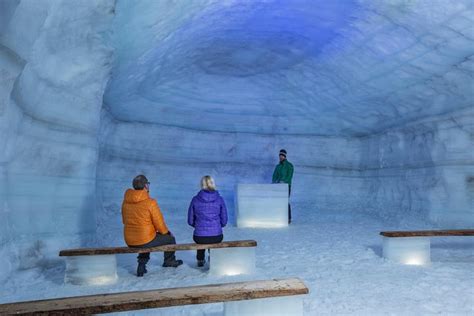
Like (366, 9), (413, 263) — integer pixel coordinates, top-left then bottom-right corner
(272, 159), (294, 185)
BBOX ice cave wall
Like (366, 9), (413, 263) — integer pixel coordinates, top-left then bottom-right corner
(0, 0), (114, 280)
(359, 107), (473, 226)
(96, 108), (363, 235)
(96, 108), (474, 237)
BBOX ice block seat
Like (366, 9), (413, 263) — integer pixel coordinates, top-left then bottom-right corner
(59, 240), (257, 285)
(380, 229), (474, 265)
(0, 278), (309, 316)
(236, 183), (289, 228)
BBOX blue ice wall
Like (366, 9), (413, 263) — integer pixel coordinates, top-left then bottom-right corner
(0, 0), (115, 281)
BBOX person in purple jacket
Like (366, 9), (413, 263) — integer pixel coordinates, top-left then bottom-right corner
(187, 175), (228, 267)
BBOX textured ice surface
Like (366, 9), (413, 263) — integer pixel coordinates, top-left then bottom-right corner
(105, 0), (474, 135)
(236, 184), (289, 228)
(359, 108), (474, 226)
(0, 0), (114, 281)
(0, 0), (473, 296)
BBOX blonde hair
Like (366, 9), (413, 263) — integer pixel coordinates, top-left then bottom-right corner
(201, 175), (216, 191)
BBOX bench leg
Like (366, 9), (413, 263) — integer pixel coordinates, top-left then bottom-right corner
(224, 295), (304, 316)
(65, 255), (118, 285)
(383, 237), (430, 265)
(209, 247), (256, 276)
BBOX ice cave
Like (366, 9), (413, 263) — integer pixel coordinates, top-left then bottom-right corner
(0, 0), (473, 314)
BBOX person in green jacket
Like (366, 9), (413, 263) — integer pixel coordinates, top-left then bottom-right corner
(272, 149), (294, 224)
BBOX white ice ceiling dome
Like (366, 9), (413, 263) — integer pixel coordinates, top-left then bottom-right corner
(105, 0), (474, 135)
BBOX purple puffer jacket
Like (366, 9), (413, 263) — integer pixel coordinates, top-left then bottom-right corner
(187, 190), (228, 237)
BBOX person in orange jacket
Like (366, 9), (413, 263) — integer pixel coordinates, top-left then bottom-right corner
(122, 174), (183, 277)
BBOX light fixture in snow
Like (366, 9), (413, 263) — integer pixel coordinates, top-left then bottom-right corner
(85, 275), (118, 285)
(238, 220), (288, 228)
(209, 247), (256, 276)
(64, 255), (118, 285)
(382, 237), (430, 265)
(221, 268), (244, 276)
(404, 257), (425, 266)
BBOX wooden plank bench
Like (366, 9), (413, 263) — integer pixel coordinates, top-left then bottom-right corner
(0, 278), (309, 316)
(380, 229), (474, 265)
(59, 240), (257, 285)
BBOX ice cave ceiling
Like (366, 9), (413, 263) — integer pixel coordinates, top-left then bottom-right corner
(105, 0), (474, 136)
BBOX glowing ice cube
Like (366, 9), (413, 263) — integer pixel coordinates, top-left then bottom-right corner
(224, 295), (304, 316)
(210, 247), (256, 276)
(236, 184), (289, 228)
(383, 237), (430, 265)
(64, 254), (118, 285)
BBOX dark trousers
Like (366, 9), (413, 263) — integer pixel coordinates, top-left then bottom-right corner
(130, 233), (177, 265)
(193, 234), (223, 261)
(288, 185), (292, 223)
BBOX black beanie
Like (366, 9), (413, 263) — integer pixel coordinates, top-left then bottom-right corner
(279, 149), (287, 157)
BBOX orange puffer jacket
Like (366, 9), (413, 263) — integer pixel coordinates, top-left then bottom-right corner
(121, 189), (169, 246)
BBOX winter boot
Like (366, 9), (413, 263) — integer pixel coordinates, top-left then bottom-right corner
(137, 262), (147, 277)
(162, 259), (183, 268)
(197, 259), (205, 267)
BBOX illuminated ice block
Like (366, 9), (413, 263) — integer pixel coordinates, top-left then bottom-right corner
(382, 237), (431, 265)
(224, 295), (304, 316)
(64, 255), (118, 285)
(209, 247), (256, 276)
(236, 184), (289, 228)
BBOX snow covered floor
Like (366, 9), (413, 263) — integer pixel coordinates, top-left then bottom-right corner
(1, 205), (473, 315)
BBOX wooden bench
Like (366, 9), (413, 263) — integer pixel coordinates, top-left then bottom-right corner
(0, 278), (308, 316)
(380, 229), (474, 265)
(59, 240), (257, 285)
